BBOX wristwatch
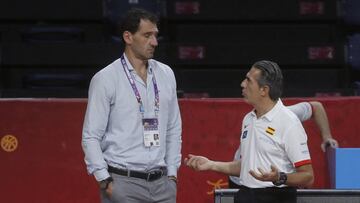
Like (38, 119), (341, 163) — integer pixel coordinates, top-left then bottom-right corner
(99, 177), (113, 190)
(272, 172), (287, 186)
(168, 176), (178, 183)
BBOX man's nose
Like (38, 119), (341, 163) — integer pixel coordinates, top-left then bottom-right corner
(240, 79), (246, 88)
(151, 36), (158, 46)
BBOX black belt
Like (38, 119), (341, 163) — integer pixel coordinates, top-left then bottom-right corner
(108, 165), (167, 182)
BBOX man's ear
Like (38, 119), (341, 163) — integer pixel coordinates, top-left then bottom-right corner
(260, 85), (270, 97)
(123, 31), (132, 44)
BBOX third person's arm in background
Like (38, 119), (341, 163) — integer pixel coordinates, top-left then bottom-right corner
(309, 101), (339, 152)
(287, 101), (339, 152)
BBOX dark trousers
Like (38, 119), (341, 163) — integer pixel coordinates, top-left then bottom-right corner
(228, 178), (242, 189)
(234, 185), (297, 203)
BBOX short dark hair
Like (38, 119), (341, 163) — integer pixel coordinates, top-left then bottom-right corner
(120, 8), (158, 41)
(252, 60), (283, 101)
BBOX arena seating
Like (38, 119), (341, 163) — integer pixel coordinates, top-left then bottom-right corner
(0, 0), (358, 97)
(164, 0), (351, 97)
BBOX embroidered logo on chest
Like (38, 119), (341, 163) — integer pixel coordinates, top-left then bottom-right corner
(265, 126), (275, 136)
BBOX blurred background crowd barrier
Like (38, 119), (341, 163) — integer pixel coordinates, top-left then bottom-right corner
(1, 97), (360, 202)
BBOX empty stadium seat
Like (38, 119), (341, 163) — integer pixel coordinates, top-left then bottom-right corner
(0, 0), (103, 21)
(104, 0), (163, 23)
(169, 24), (339, 44)
(164, 43), (344, 67)
(342, 0), (360, 25)
(177, 67), (349, 98)
(23, 73), (88, 89)
(103, 0), (163, 41)
(347, 34), (360, 70)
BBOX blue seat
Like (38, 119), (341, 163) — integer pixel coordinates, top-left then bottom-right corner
(342, 0), (360, 25)
(103, 0), (163, 42)
(347, 34), (360, 70)
(104, 0), (162, 24)
(23, 73), (88, 89)
(22, 27), (83, 43)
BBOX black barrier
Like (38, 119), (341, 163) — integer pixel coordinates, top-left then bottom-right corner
(214, 189), (360, 203)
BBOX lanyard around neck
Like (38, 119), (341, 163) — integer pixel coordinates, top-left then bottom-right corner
(121, 55), (160, 116)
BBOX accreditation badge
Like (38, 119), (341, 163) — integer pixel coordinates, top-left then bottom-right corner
(142, 118), (160, 147)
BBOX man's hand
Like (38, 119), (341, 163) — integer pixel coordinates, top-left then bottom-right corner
(105, 182), (113, 197)
(321, 137), (339, 152)
(184, 154), (213, 171)
(249, 165), (279, 182)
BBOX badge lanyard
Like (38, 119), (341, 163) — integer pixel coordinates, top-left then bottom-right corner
(121, 55), (160, 117)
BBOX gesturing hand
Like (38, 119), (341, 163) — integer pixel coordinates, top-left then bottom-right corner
(184, 154), (213, 171)
(249, 165), (279, 182)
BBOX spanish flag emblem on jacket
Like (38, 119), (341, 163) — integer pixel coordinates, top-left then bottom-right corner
(266, 126), (275, 136)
